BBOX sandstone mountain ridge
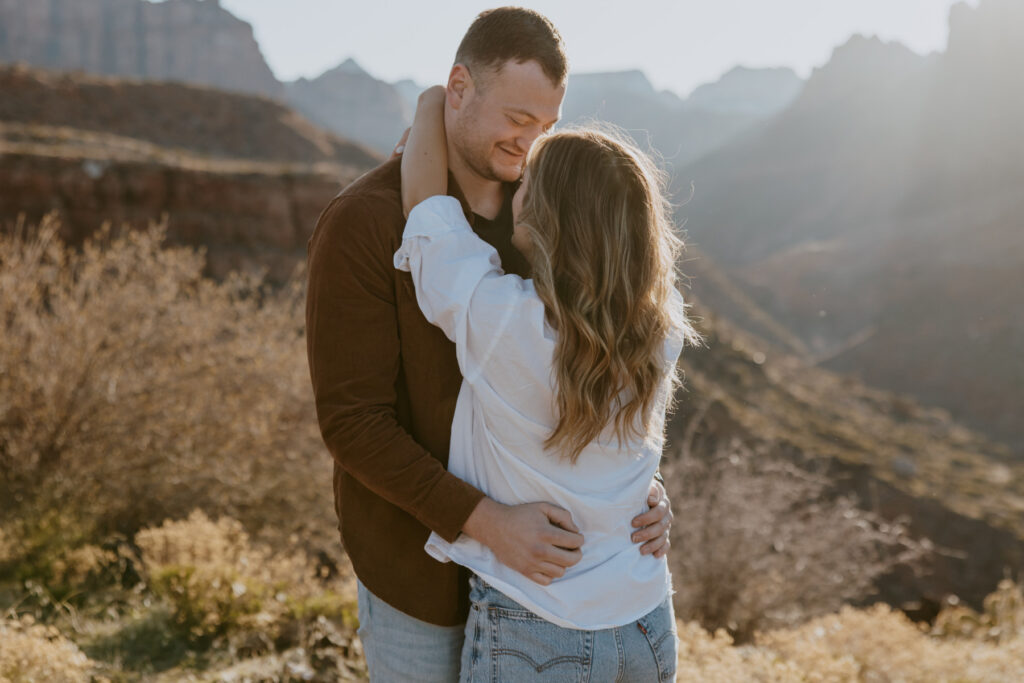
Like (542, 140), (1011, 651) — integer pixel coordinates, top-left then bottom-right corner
(672, 0), (1024, 453)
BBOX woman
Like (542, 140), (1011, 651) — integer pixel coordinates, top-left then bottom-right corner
(393, 86), (701, 682)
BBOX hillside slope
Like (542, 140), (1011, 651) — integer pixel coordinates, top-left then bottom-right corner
(0, 64), (378, 281)
(0, 64), (378, 167)
(673, 0), (1024, 451)
(670, 298), (1024, 617)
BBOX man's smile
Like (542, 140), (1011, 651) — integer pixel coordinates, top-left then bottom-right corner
(497, 144), (524, 160)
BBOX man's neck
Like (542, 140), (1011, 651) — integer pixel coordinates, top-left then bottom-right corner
(447, 140), (505, 220)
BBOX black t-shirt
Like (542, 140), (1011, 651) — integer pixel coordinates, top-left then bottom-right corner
(471, 181), (531, 279)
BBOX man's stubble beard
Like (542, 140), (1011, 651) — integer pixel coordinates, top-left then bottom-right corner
(450, 110), (523, 184)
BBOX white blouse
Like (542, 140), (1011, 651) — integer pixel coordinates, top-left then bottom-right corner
(393, 195), (687, 629)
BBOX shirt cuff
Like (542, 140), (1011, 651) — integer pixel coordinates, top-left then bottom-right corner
(406, 195), (471, 238)
(425, 477), (487, 544)
(394, 195), (470, 272)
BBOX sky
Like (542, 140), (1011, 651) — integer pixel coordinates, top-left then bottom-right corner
(216, 0), (979, 97)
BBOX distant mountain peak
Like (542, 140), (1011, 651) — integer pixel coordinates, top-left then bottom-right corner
(683, 65), (802, 116)
(570, 69), (656, 96)
(334, 58), (368, 76)
(719, 64), (792, 79)
(304, 57), (377, 85)
(795, 34), (931, 107)
(817, 34), (925, 76)
(946, 0), (1024, 68)
(691, 64), (800, 91)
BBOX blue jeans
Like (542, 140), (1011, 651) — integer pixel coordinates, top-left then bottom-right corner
(459, 573), (678, 682)
(356, 579), (465, 682)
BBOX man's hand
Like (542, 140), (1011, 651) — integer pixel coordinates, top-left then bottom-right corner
(630, 478), (673, 558)
(462, 498), (583, 586)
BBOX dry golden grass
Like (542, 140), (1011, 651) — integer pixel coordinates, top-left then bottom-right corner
(5, 571), (1021, 682)
(0, 613), (95, 683)
(672, 592), (1024, 682)
(931, 578), (1024, 644)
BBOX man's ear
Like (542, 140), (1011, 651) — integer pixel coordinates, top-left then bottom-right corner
(447, 63), (472, 110)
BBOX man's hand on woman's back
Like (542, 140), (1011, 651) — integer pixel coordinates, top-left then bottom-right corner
(462, 479), (673, 585)
(462, 498), (584, 586)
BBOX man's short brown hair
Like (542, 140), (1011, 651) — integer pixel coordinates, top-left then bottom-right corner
(454, 7), (568, 87)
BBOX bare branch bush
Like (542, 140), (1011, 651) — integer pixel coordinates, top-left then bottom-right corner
(663, 412), (931, 644)
(0, 214), (333, 578)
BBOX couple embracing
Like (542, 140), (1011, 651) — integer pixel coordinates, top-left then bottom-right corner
(306, 7), (701, 682)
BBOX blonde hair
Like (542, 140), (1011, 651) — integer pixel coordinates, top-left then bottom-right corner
(516, 127), (702, 463)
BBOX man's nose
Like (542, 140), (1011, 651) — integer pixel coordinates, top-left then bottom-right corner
(517, 126), (543, 152)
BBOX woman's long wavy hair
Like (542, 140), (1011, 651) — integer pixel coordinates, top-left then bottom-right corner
(516, 127), (702, 464)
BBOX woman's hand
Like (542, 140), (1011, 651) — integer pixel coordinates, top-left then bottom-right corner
(401, 85), (449, 218)
(390, 127), (410, 159)
(630, 479), (674, 558)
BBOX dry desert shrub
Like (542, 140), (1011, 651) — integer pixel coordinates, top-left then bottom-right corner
(665, 434), (929, 643)
(49, 543), (120, 591)
(0, 214), (334, 579)
(0, 612), (96, 682)
(135, 509), (357, 650)
(752, 600), (1024, 682)
(674, 619), (818, 682)
(931, 576), (1024, 644)
(672, 582), (1024, 681)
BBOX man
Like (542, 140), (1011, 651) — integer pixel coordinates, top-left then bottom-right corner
(305, 8), (674, 681)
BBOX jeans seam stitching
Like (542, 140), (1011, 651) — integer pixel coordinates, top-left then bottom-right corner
(470, 607), (481, 683)
(489, 604), (499, 683)
(583, 629), (594, 683)
(637, 615), (665, 681)
(614, 627), (625, 682)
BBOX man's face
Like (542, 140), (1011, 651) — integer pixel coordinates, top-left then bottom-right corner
(448, 59), (564, 184)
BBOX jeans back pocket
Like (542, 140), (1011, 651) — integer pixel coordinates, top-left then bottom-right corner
(488, 605), (592, 682)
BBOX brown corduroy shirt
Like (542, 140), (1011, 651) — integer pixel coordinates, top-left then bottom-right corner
(305, 157), (530, 626)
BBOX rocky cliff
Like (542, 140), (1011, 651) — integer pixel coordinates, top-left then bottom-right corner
(0, 0), (282, 98)
(0, 151), (349, 282)
(0, 64), (375, 282)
